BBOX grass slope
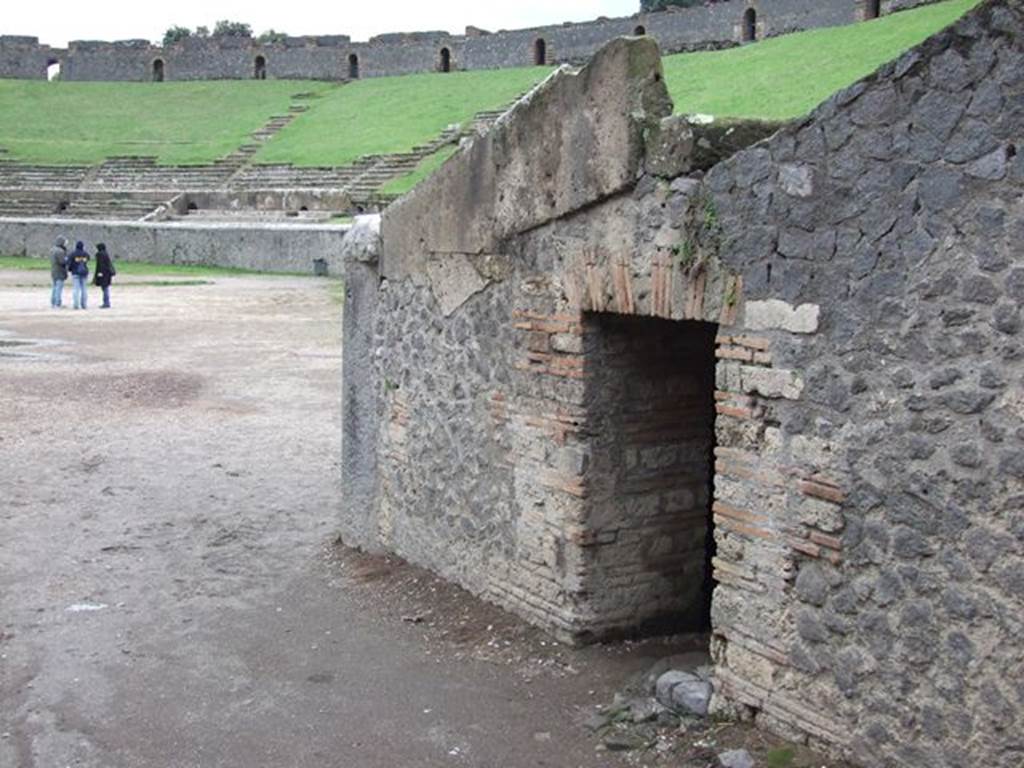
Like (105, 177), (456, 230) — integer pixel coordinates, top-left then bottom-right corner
(0, 254), (292, 277)
(377, 0), (980, 194)
(379, 145), (459, 197)
(663, 0), (982, 120)
(0, 0), (981, 169)
(256, 67), (551, 167)
(0, 80), (328, 165)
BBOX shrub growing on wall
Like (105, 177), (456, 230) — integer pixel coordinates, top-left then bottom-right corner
(640, 0), (728, 12)
(162, 26), (192, 46)
(257, 29), (288, 44)
(212, 20), (253, 38)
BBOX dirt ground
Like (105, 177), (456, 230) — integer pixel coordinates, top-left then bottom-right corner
(0, 270), (841, 768)
(0, 270), (668, 768)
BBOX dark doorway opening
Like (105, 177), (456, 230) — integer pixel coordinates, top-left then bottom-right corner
(46, 58), (61, 81)
(348, 53), (359, 79)
(534, 38), (547, 65)
(582, 313), (718, 639)
(865, 0), (881, 19)
(439, 47), (451, 73)
(634, 25), (647, 36)
(254, 55), (267, 80)
(152, 59), (165, 82)
(742, 8), (758, 42)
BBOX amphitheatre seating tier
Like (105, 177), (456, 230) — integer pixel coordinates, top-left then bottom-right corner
(173, 209), (336, 224)
(86, 156), (243, 191)
(0, 189), (172, 219)
(0, 162), (92, 189)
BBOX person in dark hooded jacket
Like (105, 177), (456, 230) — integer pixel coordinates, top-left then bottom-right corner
(67, 240), (90, 310)
(93, 243), (116, 309)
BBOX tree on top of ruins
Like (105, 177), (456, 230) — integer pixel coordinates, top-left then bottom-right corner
(162, 26), (192, 46)
(639, 0), (728, 11)
(257, 30), (288, 45)
(212, 20), (253, 38)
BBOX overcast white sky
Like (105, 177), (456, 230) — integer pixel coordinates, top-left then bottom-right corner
(7, 1), (642, 47)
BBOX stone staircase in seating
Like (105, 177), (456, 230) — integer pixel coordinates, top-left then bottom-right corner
(0, 97), (521, 219)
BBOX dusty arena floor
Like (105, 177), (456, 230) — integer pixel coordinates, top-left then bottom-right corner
(0, 270), (686, 768)
(0, 269), (844, 768)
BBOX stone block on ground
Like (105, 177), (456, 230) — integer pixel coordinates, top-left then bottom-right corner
(718, 748), (756, 768)
(655, 670), (712, 715)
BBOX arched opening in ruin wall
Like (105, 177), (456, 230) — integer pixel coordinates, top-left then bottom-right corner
(742, 8), (758, 42)
(348, 53), (359, 79)
(865, 0), (882, 19)
(254, 55), (267, 80)
(46, 58), (61, 81)
(152, 58), (165, 82)
(634, 25), (647, 36)
(534, 38), (547, 66)
(439, 47), (451, 73)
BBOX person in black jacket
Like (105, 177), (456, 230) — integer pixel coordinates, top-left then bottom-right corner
(66, 241), (90, 310)
(93, 243), (116, 309)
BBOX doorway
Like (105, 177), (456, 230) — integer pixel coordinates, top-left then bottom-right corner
(582, 313), (718, 638)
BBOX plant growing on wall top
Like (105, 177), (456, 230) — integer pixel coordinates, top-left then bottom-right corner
(212, 20), (253, 38)
(639, 0), (728, 11)
(257, 30), (288, 45)
(162, 26), (192, 46)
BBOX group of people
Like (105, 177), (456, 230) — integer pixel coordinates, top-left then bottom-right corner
(49, 237), (116, 310)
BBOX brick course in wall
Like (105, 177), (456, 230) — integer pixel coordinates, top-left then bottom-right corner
(342, 4), (1024, 765)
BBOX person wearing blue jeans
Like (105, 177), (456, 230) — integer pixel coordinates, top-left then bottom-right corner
(67, 241), (91, 310)
(49, 236), (68, 308)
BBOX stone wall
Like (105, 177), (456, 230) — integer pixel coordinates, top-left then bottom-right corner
(342, 3), (1024, 765)
(0, 217), (350, 275)
(0, 36), (60, 79)
(2, 0), (945, 82)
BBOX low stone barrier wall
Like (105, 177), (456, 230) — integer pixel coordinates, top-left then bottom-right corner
(0, 217), (350, 275)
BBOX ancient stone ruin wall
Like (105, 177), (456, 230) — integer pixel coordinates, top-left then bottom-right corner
(1, 0), (946, 82)
(0, 36), (60, 79)
(342, 3), (1024, 765)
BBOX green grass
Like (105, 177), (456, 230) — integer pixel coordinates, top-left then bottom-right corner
(663, 0), (982, 120)
(0, 255), (285, 277)
(256, 67), (550, 167)
(766, 746), (797, 768)
(380, 145), (459, 197)
(0, 80), (330, 165)
(0, 0), (982, 169)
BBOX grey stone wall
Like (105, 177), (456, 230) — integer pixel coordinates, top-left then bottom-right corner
(699, 2), (1024, 764)
(2, 0), (946, 82)
(342, 3), (1024, 765)
(0, 36), (61, 79)
(0, 217), (349, 274)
